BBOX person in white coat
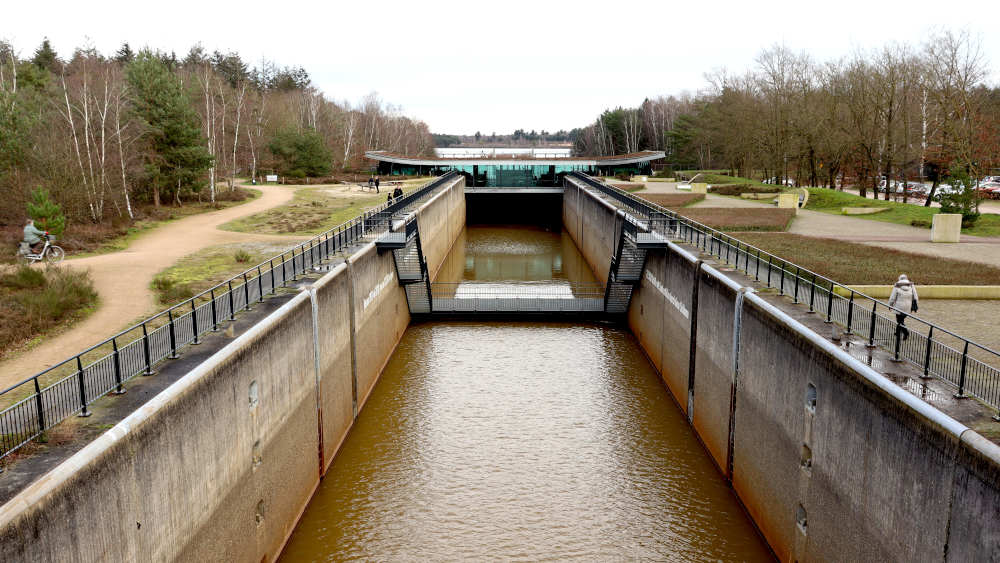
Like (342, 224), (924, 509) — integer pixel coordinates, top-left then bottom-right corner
(888, 274), (918, 340)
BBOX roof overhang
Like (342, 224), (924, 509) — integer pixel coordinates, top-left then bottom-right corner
(365, 150), (666, 168)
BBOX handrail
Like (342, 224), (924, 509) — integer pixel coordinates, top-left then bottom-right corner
(0, 172), (458, 460)
(566, 172), (1000, 413)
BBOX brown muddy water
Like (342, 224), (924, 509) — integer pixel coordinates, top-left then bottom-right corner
(279, 226), (772, 561)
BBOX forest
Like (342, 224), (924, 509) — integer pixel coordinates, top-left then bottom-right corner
(0, 38), (435, 246)
(573, 30), (1000, 202)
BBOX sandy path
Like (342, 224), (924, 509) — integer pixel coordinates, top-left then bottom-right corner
(0, 184), (305, 389)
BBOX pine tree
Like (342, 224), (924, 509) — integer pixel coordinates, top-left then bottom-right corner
(31, 38), (60, 73)
(126, 51), (213, 206)
(26, 188), (66, 237)
(114, 42), (134, 65)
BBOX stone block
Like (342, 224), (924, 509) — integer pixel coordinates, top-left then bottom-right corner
(777, 193), (798, 212)
(691, 182), (708, 194)
(931, 213), (961, 243)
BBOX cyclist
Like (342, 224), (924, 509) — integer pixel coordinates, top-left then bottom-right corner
(23, 218), (47, 254)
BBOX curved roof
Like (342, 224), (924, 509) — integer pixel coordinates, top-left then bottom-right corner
(365, 150), (665, 167)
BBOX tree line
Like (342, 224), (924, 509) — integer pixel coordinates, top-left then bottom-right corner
(0, 38), (435, 227)
(573, 30), (999, 204)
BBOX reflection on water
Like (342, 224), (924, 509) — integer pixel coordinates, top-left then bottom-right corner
(435, 225), (599, 284)
(279, 224), (771, 561)
(280, 323), (772, 561)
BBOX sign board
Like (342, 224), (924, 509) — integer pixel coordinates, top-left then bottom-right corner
(265, 174), (278, 182)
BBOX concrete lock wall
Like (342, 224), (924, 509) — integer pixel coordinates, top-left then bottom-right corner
(0, 176), (465, 561)
(416, 176), (467, 279)
(566, 183), (1000, 561)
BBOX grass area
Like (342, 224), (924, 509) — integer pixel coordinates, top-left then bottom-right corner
(0, 266), (99, 360)
(734, 233), (1000, 285)
(636, 193), (705, 207)
(709, 185), (781, 196)
(220, 184), (397, 236)
(676, 170), (774, 188)
(675, 208), (795, 232)
(151, 241), (292, 306)
(805, 188), (1000, 237)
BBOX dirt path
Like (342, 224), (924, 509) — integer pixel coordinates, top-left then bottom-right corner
(0, 184), (305, 389)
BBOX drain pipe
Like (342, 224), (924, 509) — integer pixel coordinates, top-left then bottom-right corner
(726, 286), (753, 480)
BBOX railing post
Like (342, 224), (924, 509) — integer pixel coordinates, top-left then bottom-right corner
(846, 291), (855, 334)
(766, 256), (772, 286)
(779, 262), (785, 295)
(168, 309), (179, 359)
(922, 326), (934, 378)
(34, 377), (45, 432)
(142, 322), (156, 376)
(793, 267), (801, 303)
(867, 301), (878, 348)
(955, 341), (970, 398)
(755, 249), (761, 280)
(893, 318), (903, 362)
(808, 274), (816, 312)
(825, 285), (834, 323)
(191, 298), (201, 345)
(244, 273), (252, 311)
(210, 288), (219, 332)
(76, 356), (91, 417)
(228, 280), (236, 321)
(112, 337), (125, 394)
(258, 266), (265, 303)
(281, 254), (288, 286)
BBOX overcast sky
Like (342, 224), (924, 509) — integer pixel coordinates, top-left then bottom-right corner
(4, 0), (999, 135)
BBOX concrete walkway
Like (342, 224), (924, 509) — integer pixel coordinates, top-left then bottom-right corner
(0, 184), (308, 390)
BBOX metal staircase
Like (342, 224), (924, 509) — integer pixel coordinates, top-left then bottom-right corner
(378, 217), (432, 314)
(604, 209), (649, 314)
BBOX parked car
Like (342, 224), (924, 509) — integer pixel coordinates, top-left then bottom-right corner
(977, 182), (1000, 199)
(763, 177), (796, 186)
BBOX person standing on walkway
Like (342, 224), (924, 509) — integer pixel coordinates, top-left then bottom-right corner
(374, 176), (380, 193)
(368, 176), (374, 190)
(889, 274), (919, 340)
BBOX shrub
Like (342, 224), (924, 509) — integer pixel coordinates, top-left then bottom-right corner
(709, 184), (779, 196)
(637, 193), (705, 207)
(619, 183), (644, 192)
(151, 275), (195, 304)
(0, 266), (98, 354)
(910, 219), (932, 228)
(614, 171), (633, 181)
(673, 208), (795, 232)
(26, 188), (66, 237)
(233, 249), (253, 263)
(938, 165), (980, 226)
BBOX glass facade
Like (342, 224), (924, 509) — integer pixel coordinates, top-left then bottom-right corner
(375, 161), (653, 187)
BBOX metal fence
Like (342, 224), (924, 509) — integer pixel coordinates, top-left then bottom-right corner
(0, 172), (458, 461)
(567, 172), (1000, 415)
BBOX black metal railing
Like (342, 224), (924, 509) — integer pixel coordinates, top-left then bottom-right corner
(0, 172), (458, 461)
(567, 172), (1000, 414)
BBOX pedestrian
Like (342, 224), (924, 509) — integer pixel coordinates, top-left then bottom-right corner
(367, 176), (373, 190)
(374, 176), (380, 193)
(387, 193), (393, 203)
(393, 186), (403, 200)
(888, 274), (918, 340)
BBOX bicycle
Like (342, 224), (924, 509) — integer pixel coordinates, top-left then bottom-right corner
(16, 234), (65, 265)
